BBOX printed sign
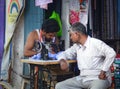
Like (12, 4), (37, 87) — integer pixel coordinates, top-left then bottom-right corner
(1, 0), (25, 80)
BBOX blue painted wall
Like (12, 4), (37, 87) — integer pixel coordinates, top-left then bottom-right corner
(24, 0), (44, 42)
(23, 1), (44, 88)
(0, 0), (5, 79)
(24, 0), (44, 76)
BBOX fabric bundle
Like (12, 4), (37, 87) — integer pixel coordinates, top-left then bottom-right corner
(35, 0), (53, 9)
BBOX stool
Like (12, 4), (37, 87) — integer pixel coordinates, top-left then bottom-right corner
(49, 69), (74, 88)
(43, 65), (75, 88)
(20, 75), (30, 89)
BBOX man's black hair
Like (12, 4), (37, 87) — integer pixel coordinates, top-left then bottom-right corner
(42, 18), (60, 33)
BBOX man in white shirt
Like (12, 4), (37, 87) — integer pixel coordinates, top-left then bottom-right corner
(55, 22), (116, 89)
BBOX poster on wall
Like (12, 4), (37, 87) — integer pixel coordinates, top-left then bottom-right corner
(69, 0), (89, 26)
(1, 0), (25, 80)
(79, 0), (89, 25)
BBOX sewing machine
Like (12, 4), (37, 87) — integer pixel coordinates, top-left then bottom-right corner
(34, 40), (59, 60)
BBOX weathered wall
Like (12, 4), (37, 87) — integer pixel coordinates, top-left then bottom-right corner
(11, 14), (24, 89)
(61, 0), (70, 49)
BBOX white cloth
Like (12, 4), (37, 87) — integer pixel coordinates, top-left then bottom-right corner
(35, 0), (53, 9)
(57, 36), (116, 84)
(35, 0), (53, 6)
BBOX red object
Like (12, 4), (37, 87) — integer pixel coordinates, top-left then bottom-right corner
(116, 54), (120, 58)
(110, 65), (114, 72)
(112, 76), (115, 81)
(69, 10), (79, 25)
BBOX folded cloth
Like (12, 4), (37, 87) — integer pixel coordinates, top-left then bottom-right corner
(30, 53), (41, 60)
(55, 51), (64, 60)
(29, 51), (64, 60)
(48, 52), (57, 60)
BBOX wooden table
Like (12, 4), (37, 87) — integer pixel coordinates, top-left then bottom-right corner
(21, 59), (77, 89)
(21, 59), (76, 65)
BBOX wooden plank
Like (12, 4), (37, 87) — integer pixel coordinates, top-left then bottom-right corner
(21, 59), (77, 65)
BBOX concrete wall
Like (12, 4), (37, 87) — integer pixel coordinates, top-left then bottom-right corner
(11, 14), (24, 89)
(61, 0), (70, 49)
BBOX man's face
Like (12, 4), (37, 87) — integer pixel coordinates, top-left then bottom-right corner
(45, 32), (56, 42)
(70, 31), (81, 43)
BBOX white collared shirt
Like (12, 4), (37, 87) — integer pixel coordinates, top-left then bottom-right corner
(58, 36), (116, 83)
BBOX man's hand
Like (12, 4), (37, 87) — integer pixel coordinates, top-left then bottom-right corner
(59, 59), (69, 72)
(98, 70), (107, 80)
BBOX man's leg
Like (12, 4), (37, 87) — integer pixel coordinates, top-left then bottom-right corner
(89, 79), (110, 89)
(55, 77), (83, 89)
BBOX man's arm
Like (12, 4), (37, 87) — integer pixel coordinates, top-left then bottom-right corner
(24, 31), (37, 57)
(57, 44), (78, 71)
(98, 41), (116, 79)
(101, 42), (116, 72)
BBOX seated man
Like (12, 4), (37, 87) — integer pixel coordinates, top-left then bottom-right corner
(24, 18), (60, 59)
(55, 22), (116, 89)
(23, 18), (61, 88)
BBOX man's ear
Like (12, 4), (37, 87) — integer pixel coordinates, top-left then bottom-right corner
(41, 29), (45, 31)
(42, 30), (47, 35)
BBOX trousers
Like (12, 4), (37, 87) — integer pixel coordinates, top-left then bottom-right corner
(55, 76), (110, 89)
